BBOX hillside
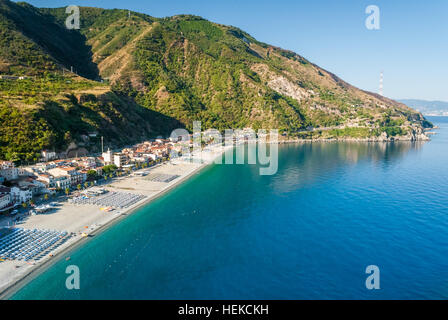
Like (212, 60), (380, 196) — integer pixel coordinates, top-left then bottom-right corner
(0, 0), (432, 163)
(0, 1), (98, 78)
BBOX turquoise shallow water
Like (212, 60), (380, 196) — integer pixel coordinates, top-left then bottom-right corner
(11, 117), (448, 300)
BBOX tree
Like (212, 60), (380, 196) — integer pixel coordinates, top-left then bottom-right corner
(64, 131), (73, 144)
(22, 202), (27, 209)
(65, 188), (70, 196)
(77, 184), (82, 191)
(103, 165), (118, 175)
(84, 182), (89, 189)
(87, 170), (97, 181)
(8, 152), (21, 164)
(44, 194), (49, 201)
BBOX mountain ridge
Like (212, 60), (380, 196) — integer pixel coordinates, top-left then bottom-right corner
(398, 99), (448, 116)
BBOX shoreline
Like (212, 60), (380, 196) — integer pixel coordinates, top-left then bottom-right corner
(0, 136), (435, 299)
(0, 151), (223, 299)
(277, 135), (433, 144)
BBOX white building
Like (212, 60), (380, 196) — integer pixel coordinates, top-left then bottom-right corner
(48, 167), (85, 187)
(36, 174), (54, 187)
(102, 149), (114, 165)
(37, 174), (70, 189)
(17, 179), (45, 196)
(0, 161), (18, 181)
(0, 185), (12, 210)
(0, 194), (13, 213)
(41, 150), (57, 162)
(50, 160), (68, 167)
(35, 162), (57, 172)
(143, 154), (158, 161)
(73, 157), (96, 169)
(17, 167), (32, 177)
(10, 187), (32, 204)
(0, 161), (14, 169)
(114, 154), (128, 168)
(132, 156), (151, 163)
(54, 176), (71, 189)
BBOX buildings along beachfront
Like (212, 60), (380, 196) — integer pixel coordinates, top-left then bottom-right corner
(0, 138), (182, 215)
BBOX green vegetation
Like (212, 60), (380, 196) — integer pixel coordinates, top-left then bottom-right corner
(87, 170), (98, 181)
(125, 16), (310, 132)
(376, 112), (408, 137)
(326, 127), (374, 139)
(102, 164), (117, 175)
(0, 1), (432, 162)
(382, 126), (407, 137)
(0, 74), (96, 99)
(0, 73), (180, 163)
(0, 102), (56, 163)
(0, 1), (99, 78)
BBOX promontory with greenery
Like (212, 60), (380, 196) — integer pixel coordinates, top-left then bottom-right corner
(0, 0), (432, 163)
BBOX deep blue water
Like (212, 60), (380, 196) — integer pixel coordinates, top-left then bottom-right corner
(11, 117), (448, 300)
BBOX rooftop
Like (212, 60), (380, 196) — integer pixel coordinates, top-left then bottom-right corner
(0, 186), (11, 193)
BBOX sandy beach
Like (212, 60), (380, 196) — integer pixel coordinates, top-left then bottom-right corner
(0, 147), (227, 298)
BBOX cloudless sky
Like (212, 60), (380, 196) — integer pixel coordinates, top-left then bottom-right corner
(21, 0), (448, 101)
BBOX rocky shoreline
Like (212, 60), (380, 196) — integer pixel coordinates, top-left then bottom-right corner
(277, 126), (433, 144)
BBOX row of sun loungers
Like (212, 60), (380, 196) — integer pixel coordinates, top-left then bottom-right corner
(69, 191), (146, 209)
(144, 173), (180, 183)
(0, 228), (70, 262)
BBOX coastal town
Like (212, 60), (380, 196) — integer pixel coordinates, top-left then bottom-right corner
(0, 126), (261, 218)
(0, 138), (183, 217)
(0, 131), (234, 296)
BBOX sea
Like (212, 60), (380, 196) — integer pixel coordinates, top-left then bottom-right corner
(11, 117), (448, 300)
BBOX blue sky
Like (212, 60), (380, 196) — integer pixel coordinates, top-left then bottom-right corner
(22, 0), (448, 101)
